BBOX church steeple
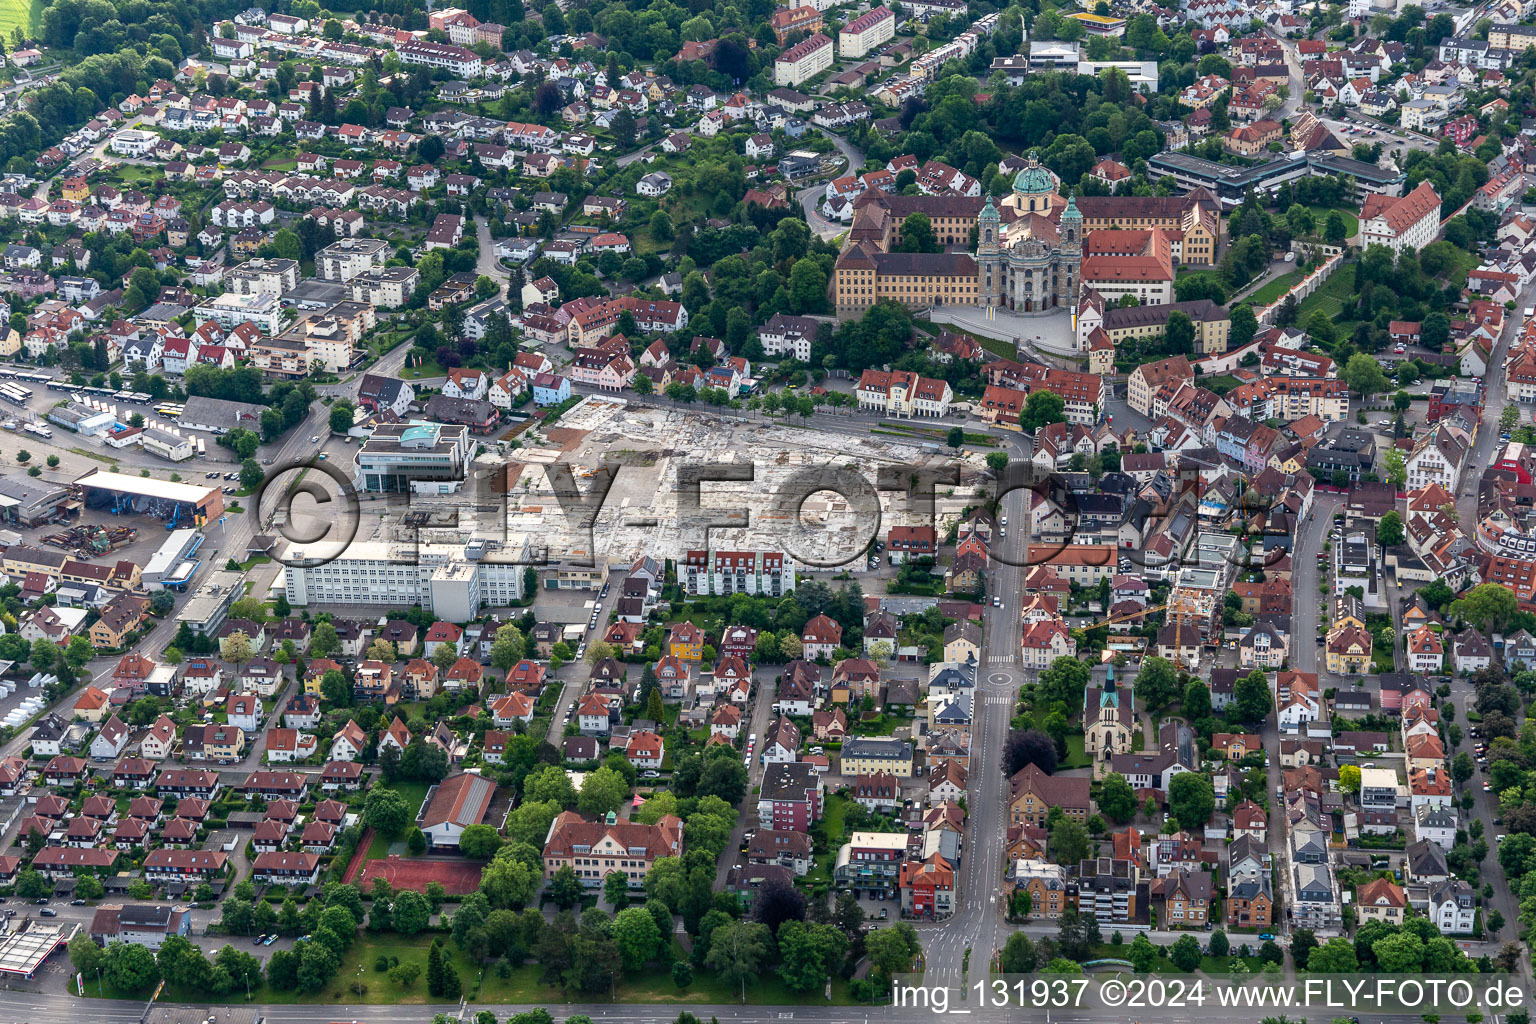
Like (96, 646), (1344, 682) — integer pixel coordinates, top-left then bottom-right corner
(1060, 193), (1082, 247)
(978, 193), (1000, 253)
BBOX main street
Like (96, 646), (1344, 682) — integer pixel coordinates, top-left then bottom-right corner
(921, 428), (1032, 982)
(1, 995), (1515, 1024)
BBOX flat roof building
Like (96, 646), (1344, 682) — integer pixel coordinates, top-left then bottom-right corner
(354, 420), (473, 493)
(74, 469), (223, 525)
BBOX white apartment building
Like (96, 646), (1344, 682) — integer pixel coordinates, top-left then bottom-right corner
(194, 291), (285, 334)
(775, 33), (833, 87)
(316, 238), (391, 282)
(348, 266), (421, 308)
(227, 258), (300, 297)
(397, 41), (483, 77)
(839, 6), (894, 58)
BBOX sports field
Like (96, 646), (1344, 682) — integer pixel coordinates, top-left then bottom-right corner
(358, 854), (484, 894)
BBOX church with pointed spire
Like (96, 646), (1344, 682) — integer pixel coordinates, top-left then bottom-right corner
(1084, 662), (1136, 778)
(833, 150), (1083, 319)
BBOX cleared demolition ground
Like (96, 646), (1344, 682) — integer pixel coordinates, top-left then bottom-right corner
(484, 399), (990, 567)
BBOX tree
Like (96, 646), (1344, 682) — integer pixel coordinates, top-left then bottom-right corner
(1165, 311), (1196, 355)
(703, 920), (771, 997)
(1134, 656), (1178, 711)
(1338, 764), (1361, 794)
(1343, 353), (1389, 400)
(549, 865), (584, 909)
(1308, 937), (1359, 973)
(1382, 447), (1406, 488)
(612, 906), (661, 970)
(898, 213), (938, 253)
(390, 890), (431, 936)
(1290, 928), (1319, 969)
(1001, 931), (1038, 972)
(864, 923), (922, 980)
(1451, 583), (1520, 633)
(1002, 728), (1058, 776)
(310, 621), (339, 659)
(16, 868), (49, 898)
(986, 451), (1010, 474)
(604, 870), (631, 909)
(1375, 510), (1405, 547)
(70, 932), (105, 975)
(1372, 931), (1425, 973)
(947, 426), (965, 450)
(1170, 934), (1202, 971)
(576, 765), (629, 816)
(1050, 817), (1090, 865)
(1229, 303), (1258, 350)
(329, 402), (354, 434)
(459, 824), (502, 860)
(320, 669), (350, 707)
(363, 787), (411, 839)
(1325, 211), (1348, 244)
(426, 942), (445, 996)
(104, 941), (160, 992)
(1097, 772), (1137, 823)
(490, 624), (526, 673)
(239, 458), (264, 490)
(1129, 933), (1158, 972)
(1168, 772), (1215, 831)
(1233, 669), (1273, 726)
(1021, 391), (1066, 430)
(777, 921), (847, 992)
(753, 876), (807, 933)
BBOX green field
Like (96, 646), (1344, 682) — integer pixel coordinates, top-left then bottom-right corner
(1307, 205), (1359, 238)
(1245, 269), (1304, 306)
(1296, 269), (1356, 321)
(0, 0), (39, 36)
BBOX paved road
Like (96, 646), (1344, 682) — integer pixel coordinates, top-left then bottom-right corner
(923, 429), (1032, 981)
(1265, 28), (1306, 123)
(2, 995), (1513, 1024)
(474, 214), (511, 298)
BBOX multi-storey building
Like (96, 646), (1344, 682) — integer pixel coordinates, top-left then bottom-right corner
(681, 549), (796, 597)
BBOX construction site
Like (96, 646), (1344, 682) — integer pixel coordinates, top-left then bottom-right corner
(479, 397), (993, 568)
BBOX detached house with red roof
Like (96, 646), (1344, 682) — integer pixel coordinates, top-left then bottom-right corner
(626, 729), (665, 769)
(801, 614), (843, 660)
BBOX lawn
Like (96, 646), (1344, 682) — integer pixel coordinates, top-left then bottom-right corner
(1307, 205), (1359, 238)
(379, 779), (430, 816)
(400, 357), (445, 380)
(1245, 269), (1304, 306)
(0, 0), (40, 36)
(1442, 244), (1480, 289)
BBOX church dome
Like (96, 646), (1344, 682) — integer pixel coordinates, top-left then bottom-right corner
(1012, 149), (1058, 197)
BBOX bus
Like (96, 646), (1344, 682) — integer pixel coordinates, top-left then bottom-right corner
(155, 403), (184, 418)
(0, 382), (33, 405)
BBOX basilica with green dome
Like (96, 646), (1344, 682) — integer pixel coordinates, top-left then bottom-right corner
(833, 150), (1084, 319)
(975, 151), (1083, 313)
